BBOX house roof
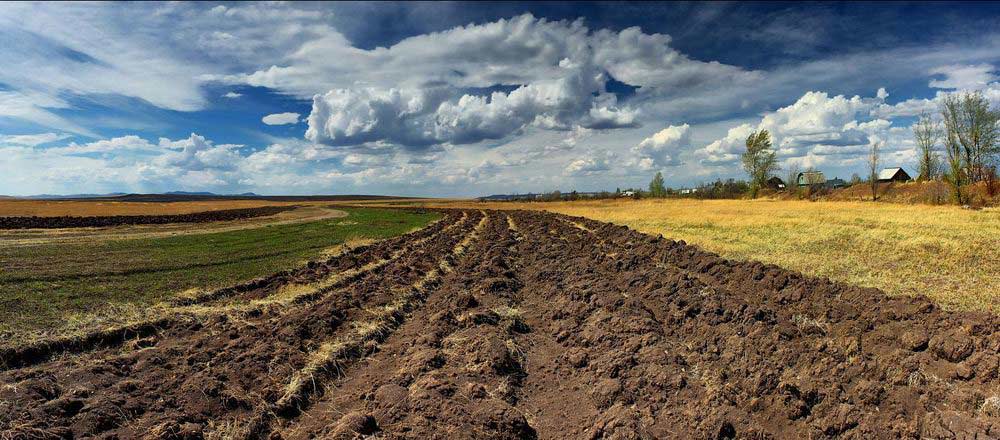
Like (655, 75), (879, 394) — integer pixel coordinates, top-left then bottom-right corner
(878, 167), (905, 180)
(797, 171), (825, 184)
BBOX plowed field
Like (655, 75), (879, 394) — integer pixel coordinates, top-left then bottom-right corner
(2, 210), (998, 439)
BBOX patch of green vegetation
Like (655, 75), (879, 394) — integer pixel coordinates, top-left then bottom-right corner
(0, 208), (439, 333)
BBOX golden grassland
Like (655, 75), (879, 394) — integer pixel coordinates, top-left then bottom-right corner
(409, 198), (1000, 313)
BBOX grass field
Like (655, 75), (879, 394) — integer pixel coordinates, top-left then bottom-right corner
(0, 207), (438, 341)
(415, 198), (1000, 312)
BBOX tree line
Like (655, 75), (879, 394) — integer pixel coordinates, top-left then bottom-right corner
(918, 91), (1000, 204)
(733, 90), (999, 204)
(513, 90), (999, 205)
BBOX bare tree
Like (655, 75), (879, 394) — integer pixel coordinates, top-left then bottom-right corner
(741, 129), (779, 199)
(942, 113), (967, 204)
(868, 141), (881, 201)
(940, 92), (1000, 183)
(786, 163), (801, 197)
(913, 112), (941, 181)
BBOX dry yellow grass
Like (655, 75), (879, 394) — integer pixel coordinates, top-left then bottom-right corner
(415, 198), (1000, 312)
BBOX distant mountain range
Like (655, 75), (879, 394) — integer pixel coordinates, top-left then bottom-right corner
(6, 191), (259, 199)
(19, 193), (128, 199)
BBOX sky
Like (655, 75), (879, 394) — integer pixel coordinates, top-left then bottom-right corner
(2, 1), (1000, 197)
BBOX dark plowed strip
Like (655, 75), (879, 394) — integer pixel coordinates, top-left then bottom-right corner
(0, 212), (462, 371)
(233, 212), (491, 440)
(172, 210), (461, 306)
(2, 209), (998, 439)
(0, 211), (483, 439)
(280, 212), (536, 439)
(0, 205), (299, 229)
(0, 317), (177, 371)
(510, 210), (999, 438)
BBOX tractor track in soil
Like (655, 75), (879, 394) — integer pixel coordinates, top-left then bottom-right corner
(2, 209), (999, 439)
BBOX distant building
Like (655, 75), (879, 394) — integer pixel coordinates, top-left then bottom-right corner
(825, 178), (847, 189)
(765, 176), (786, 190)
(877, 167), (912, 182)
(621, 190), (636, 197)
(797, 171), (826, 187)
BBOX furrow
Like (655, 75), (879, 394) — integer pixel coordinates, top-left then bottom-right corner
(230, 211), (491, 439)
(0, 212), (463, 371)
(0, 211), (483, 438)
(274, 210), (537, 439)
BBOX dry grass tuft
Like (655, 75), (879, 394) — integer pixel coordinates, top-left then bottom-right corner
(493, 306), (528, 334)
(982, 396), (1000, 417)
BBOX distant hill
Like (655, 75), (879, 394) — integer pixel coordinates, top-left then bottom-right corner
(22, 193), (127, 200)
(165, 191), (216, 196)
(87, 193), (417, 202)
(20, 191), (258, 200)
(10, 192), (416, 202)
(166, 191), (259, 196)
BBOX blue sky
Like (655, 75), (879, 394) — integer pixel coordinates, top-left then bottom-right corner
(1, 2), (999, 196)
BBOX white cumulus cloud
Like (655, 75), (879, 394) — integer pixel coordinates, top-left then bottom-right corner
(262, 112), (301, 125)
(696, 90), (894, 167)
(928, 64), (997, 90)
(563, 150), (615, 176)
(631, 124), (689, 169)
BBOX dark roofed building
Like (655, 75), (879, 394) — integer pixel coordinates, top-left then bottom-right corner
(797, 171), (826, 187)
(765, 176), (785, 190)
(825, 178), (847, 189)
(877, 167), (912, 182)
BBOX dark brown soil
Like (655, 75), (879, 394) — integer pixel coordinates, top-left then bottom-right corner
(0, 206), (298, 229)
(2, 210), (997, 439)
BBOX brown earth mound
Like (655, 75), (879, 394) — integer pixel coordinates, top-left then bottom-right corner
(0, 206), (298, 229)
(1, 210), (997, 439)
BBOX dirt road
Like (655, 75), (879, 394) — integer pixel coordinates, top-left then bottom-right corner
(2, 210), (997, 439)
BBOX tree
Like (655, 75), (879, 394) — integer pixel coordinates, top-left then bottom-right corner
(941, 91), (1000, 183)
(913, 112), (942, 181)
(785, 163), (801, 197)
(867, 141), (881, 201)
(942, 116), (967, 205)
(850, 173), (862, 186)
(741, 129), (779, 199)
(648, 171), (667, 198)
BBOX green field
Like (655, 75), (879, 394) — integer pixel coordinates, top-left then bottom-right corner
(0, 207), (438, 338)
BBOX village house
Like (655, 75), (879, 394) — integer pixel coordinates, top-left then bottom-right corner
(825, 178), (847, 189)
(765, 176), (786, 190)
(796, 171), (826, 187)
(877, 167), (912, 183)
